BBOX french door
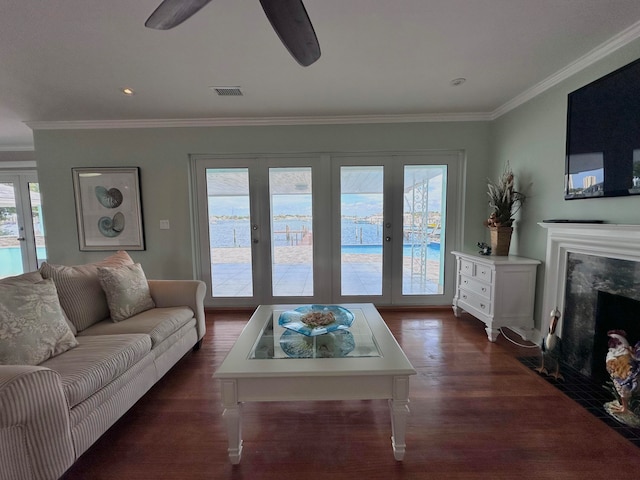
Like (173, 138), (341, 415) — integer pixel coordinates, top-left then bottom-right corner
(0, 172), (47, 278)
(193, 156), (329, 307)
(192, 152), (460, 307)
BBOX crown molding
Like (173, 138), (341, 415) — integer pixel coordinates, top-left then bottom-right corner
(0, 145), (35, 152)
(25, 112), (492, 131)
(491, 19), (640, 119)
(0, 161), (37, 168)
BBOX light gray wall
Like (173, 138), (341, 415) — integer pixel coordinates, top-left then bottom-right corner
(491, 38), (640, 330)
(33, 37), (640, 317)
(33, 121), (491, 280)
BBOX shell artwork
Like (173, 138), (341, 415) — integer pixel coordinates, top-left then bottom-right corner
(98, 212), (125, 237)
(95, 186), (124, 209)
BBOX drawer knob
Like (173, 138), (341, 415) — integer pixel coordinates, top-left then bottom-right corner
(481, 287), (486, 292)
(480, 303), (485, 309)
(462, 295), (467, 299)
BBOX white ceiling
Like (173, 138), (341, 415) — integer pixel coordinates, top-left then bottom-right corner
(2, 0), (640, 151)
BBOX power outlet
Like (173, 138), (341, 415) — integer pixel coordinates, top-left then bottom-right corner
(159, 220), (170, 230)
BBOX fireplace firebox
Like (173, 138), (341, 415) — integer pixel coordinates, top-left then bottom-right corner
(593, 291), (640, 385)
(561, 251), (640, 383)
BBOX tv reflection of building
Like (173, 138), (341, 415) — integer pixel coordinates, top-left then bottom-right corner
(583, 176), (597, 188)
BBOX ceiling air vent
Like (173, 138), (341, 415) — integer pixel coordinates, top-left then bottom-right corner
(211, 86), (243, 96)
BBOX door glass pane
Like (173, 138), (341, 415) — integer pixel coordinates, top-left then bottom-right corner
(340, 166), (384, 296)
(269, 167), (313, 297)
(0, 182), (21, 278)
(206, 169), (253, 297)
(402, 165), (446, 295)
(29, 182), (47, 268)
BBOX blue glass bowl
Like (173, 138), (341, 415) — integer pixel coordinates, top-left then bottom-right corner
(278, 305), (354, 337)
(280, 330), (356, 358)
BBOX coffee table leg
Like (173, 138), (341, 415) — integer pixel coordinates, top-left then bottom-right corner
(221, 380), (243, 464)
(389, 376), (411, 461)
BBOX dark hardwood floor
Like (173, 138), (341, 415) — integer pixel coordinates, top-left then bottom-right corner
(61, 309), (640, 479)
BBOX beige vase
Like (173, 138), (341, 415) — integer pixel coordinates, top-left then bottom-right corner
(489, 226), (513, 256)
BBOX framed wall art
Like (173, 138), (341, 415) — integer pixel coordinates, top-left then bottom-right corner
(72, 167), (145, 251)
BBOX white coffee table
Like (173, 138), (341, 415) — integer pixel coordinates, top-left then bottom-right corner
(213, 303), (416, 464)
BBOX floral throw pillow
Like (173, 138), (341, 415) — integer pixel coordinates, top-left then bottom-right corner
(0, 270), (77, 335)
(0, 279), (78, 365)
(97, 263), (155, 322)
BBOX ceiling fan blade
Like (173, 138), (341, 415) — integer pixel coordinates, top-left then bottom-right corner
(259, 0), (321, 66)
(145, 0), (213, 30)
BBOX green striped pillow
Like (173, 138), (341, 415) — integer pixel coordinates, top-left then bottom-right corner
(40, 251), (133, 332)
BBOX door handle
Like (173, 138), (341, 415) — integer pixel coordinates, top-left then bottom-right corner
(17, 237), (25, 241)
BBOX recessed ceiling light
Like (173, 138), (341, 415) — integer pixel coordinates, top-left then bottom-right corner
(121, 87), (135, 96)
(450, 78), (466, 87)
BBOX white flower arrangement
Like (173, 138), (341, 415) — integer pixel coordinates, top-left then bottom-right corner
(484, 162), (525, 228)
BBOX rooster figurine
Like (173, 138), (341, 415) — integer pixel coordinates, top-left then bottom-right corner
(535, 308), (563, 380)
(605, 330), (640, 414)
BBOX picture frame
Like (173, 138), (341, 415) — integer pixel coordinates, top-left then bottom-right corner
(72, 167), (145, 251)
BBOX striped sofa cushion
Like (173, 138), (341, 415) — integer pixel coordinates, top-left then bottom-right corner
(39, 251), (133, 332)
(78, 306), (195, 348)
(40, 333), (152, 408)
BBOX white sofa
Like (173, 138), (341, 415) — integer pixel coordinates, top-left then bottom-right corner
(0, 253), (206, 480)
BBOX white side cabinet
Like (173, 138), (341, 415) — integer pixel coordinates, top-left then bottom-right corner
(451, 251), (540, 342)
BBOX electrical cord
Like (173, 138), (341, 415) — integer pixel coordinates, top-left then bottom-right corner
(499, 327), (539, 349)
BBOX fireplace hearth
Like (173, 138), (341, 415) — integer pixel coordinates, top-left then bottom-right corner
(519, 355), (640, 447)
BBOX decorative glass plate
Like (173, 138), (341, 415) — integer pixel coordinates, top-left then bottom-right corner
(278, 305), (355, 337)
(280, 330), (355, 358)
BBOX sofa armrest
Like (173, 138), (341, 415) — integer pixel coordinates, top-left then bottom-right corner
(0, 365), (75, 480)
(148, 279), (206, 341)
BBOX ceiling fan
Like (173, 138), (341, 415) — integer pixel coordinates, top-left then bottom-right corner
(145, 0), (321, 66)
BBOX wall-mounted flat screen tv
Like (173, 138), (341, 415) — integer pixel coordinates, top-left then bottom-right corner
(565, 57), (640, 200)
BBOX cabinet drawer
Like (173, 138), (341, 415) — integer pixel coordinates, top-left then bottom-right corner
(459, 290), (491, 315)
(460, 259), (475, 276)
(459, 258), (493, 283)
(460, 275), (491, 299)
(475, 263), (493, 283)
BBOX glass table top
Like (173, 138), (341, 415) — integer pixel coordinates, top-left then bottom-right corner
(249, 307), (381, 359)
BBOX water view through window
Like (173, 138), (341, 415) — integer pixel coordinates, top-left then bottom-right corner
(207, 168), (253, 297)
(0, 179), (46, 279)
(340, 166), (384, 296)
(402, 165), (446, 295)
(205, 161), (446, 299)
(269, 167), (313, 297)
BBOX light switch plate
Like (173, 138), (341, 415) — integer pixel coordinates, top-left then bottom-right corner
(159, 220), (170, 230)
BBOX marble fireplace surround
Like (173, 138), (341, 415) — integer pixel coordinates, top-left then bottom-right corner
(539, 223), (640, 349)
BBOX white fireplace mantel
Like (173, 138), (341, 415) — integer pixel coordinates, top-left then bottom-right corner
(538, 223), (640, 338)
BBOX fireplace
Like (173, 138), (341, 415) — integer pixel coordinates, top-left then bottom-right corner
(537, 223), (640, 444)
